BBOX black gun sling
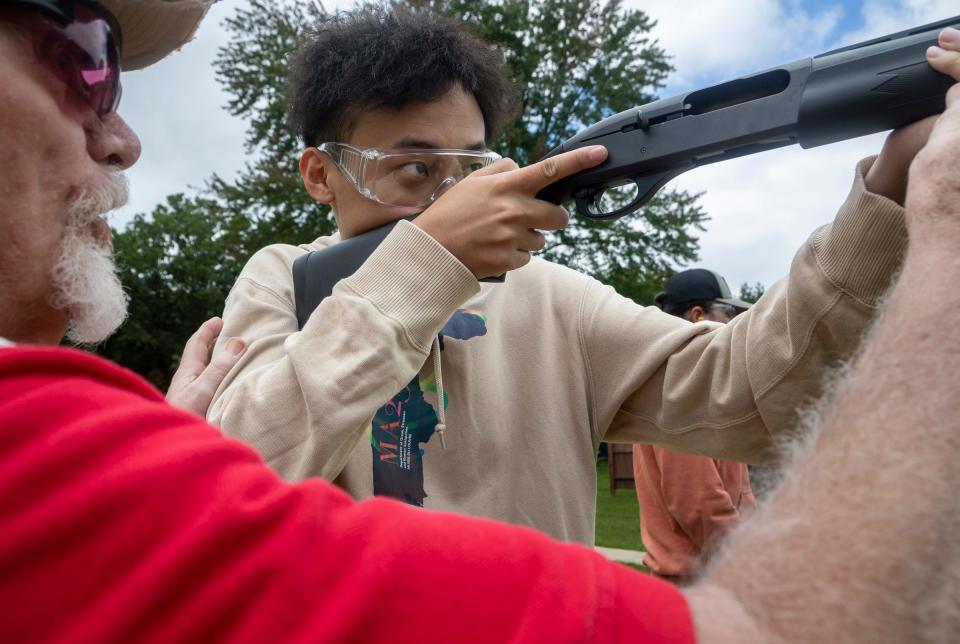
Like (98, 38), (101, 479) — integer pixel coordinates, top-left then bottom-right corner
(291, 219), (400, 330)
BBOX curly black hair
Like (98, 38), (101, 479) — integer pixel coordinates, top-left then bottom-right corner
(287, 6), (519, 147)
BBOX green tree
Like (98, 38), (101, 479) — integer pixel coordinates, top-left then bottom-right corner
(739, 281), (765, 304)
(212, 0), (333, 245)
(98, 195), (247, 389)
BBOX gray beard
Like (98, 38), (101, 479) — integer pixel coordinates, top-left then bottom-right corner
(49, 175), (130, 345)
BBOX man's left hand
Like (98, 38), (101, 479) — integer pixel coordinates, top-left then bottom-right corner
(166, 317), (245, 417)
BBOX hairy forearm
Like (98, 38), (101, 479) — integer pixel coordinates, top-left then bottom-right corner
(687, 246), (960, 643)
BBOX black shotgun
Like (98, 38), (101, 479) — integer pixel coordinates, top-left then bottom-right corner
(536, 15), (959, 220)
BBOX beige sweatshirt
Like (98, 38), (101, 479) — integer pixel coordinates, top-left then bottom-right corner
(208, 158), (906, 543)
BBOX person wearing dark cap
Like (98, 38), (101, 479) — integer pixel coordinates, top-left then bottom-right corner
(634, 269), (757, 582)
(654, 269), (754, 323)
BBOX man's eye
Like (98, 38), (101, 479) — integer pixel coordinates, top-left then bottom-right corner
(464, 162), (484, 175)
(398, 161), (429, 178)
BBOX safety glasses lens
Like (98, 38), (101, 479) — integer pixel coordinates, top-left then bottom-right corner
(367, 152), (497, 207)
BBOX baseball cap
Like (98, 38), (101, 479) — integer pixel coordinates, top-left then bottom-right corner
(654, 268), (753, 311)
(7, 0), (217, 70)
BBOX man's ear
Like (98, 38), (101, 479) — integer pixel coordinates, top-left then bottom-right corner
(685, 306), (706, 323)
(299, 148), (335, 204)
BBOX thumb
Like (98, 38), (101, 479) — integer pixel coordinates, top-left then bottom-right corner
(192, 337), (246, 392)
(166, 337), (246, 417)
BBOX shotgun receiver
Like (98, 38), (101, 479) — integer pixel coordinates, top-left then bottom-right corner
(536, 15), (960, 220)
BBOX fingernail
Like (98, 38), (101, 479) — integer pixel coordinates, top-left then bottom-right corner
(941, 27), (960, 44)
(928, 45), (945, 58)
(588, 146), (607, 162)
(225, 338), (245, 355)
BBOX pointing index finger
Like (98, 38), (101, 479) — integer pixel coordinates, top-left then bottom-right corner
(510, 145), (608, 192)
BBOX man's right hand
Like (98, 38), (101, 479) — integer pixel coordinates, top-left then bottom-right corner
(413, 145), (608, 279)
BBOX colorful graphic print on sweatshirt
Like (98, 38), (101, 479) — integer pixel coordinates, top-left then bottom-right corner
(371, 308), (487, 506)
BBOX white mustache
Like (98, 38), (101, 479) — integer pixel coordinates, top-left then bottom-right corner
(69, 173), (129, 228)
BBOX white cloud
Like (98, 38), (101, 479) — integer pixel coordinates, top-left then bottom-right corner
(632, 0), (843, 91)
(845, 0), (957, 43)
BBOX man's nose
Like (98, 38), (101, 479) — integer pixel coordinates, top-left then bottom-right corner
(87, 112), (142, 170)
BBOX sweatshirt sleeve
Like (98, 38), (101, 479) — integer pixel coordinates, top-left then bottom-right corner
(593, 158), (907, 462)
(0, 347), (694, 644)
(207, 220), (478, 481)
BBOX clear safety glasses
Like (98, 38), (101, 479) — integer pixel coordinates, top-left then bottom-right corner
(318, 142), (502, 209)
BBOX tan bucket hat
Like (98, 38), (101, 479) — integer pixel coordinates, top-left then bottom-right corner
(98, 0), (218, 70)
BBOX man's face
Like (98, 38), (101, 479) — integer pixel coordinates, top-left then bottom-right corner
(304, 85), (487, 239)
(0, 10), (141, 345)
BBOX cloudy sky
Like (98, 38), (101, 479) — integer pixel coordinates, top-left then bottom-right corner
(116, 0), (958, 292)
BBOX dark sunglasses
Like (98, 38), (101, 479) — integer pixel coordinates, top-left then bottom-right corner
(4, 1), (122, 117)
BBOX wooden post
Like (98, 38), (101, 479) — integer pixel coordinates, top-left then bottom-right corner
(606, 442), (635, 494)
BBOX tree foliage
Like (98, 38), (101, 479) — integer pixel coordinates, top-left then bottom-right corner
(211, 0), (334, 245)
(739, 281), (766, 304)
(98, 195), (248, 388)
(100, 0), (710, 387)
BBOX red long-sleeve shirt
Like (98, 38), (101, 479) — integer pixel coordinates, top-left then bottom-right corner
(0, 346), (694, 643)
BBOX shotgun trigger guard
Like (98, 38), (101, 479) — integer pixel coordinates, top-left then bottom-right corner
(573, 165), (694, 220)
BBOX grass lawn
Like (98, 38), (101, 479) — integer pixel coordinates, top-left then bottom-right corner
(595, 460), (645, 552)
